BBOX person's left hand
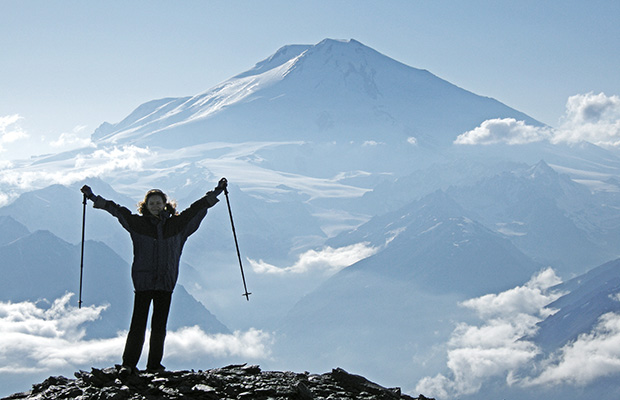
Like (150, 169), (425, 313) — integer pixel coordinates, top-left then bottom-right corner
(81, 185), (95, 200)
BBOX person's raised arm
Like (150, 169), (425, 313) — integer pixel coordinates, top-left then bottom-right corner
(178, 178), (228, 237)
(80, 185), (134, 231)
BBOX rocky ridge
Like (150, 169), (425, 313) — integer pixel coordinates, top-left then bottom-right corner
(1, 364), (432, 400)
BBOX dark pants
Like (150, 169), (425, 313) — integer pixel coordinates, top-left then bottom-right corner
(122, 290), (172, 370)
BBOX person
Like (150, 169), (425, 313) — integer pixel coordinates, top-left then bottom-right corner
(80, 178), (227, 375)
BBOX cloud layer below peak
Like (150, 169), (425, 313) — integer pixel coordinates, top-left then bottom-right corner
(0, 294), (272, 376)
(415, 267), (620, 398)
(455, 93), (620, 147)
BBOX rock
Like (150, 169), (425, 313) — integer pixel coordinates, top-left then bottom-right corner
(0, 364), (433, 400)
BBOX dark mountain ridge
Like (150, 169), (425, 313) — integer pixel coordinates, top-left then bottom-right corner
(1, 364), (431, 400)
(0, 219), (228, 338)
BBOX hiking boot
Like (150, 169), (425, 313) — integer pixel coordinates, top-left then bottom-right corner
(119, 365), (137, 379)
(146, 364), (166, 373)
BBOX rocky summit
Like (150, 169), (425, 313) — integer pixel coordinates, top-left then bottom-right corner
(1, 364), (432, 400)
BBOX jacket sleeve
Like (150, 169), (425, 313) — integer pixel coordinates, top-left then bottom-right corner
(177, 191), (219, 238)
(92, 195), (135, 233)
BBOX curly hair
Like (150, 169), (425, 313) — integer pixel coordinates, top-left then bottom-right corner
(138, 189), (178, 216)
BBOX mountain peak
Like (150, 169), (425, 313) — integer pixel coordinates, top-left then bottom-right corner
(519, 159), (586, 197)
(288, 38), (401, 78)
(313, 38), (371, 51)
(233, 39), (368, 80)
(525, 160), (557, 179)
(0, 215), (30, 246)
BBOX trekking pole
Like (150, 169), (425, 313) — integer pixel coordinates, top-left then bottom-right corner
(223, 183), (251, 301)
(79, 192), (87, 308)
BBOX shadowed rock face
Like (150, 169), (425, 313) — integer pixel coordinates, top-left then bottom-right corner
(1, 364), (432, 400)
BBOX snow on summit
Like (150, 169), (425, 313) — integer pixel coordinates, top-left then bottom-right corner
(91, 38), (540, 149)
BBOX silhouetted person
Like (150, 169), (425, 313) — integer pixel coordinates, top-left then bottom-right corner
(81, 178), (227, 375)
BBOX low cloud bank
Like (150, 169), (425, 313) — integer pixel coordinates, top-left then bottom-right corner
(416, 268), (620, 398)
(0, 294), (271, 375)
(50, 125), (93, 149)
(248, 242), (378, 275)
(523, 311), (620, 387)
(0, 145), (153, 199)
(455, 92), (620, 147)
(0, 114), (94, 158)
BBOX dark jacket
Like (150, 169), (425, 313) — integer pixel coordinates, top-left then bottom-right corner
(93, 193), (219, 292)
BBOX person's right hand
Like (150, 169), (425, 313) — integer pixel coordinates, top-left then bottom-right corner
(213, 178), (228, 196)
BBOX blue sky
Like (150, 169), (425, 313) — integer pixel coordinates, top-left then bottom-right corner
(2, 0), (619, 160)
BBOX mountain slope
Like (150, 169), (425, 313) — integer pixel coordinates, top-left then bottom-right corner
(447, 160), (620, 273)
(275, 191), (541, 387)
(0, 215), (30, 245)
(533, 258), (620, 350)
(327, 190), (541, 295)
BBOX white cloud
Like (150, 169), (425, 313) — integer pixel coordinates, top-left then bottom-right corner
(362, 140), (383, 146)
(74, 145), (151, 172)
(165, 326), (272, 360)
(461, 267), (562, 320)
(415, 268), (564, 398)
(0, 294), (271, 376)
(0, 114), (29, 152)
(524, 312), (620, 387)
(561, 92), (620, 126)
(50, 125), (93, 149)
(454, 92), (620, 148)
(552, 92), (620, 147)
(454, 118), (551, 146)
(418, 267), (620, 398)
(0, 145), (153, 191)
(0, 190), (17, 208)
(249, 242), (378, 275)
(0, 293), (110, 372)
(407, 136), (418, 145)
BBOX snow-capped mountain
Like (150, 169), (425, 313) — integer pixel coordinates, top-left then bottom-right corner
(92, 39), (540, 149)
(4, 38), (619, 207)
